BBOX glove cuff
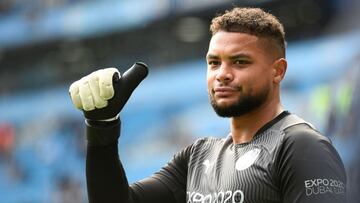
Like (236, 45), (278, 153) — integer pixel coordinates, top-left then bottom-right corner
(87, 114), (119, 122)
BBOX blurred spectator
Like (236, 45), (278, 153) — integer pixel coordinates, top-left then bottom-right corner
(343, 56), (360, 203)
(0, 0), (14, 15)
(0, 122), (27, 185)
(0, 123), (15, 160)
(52, 175), (84, 203)
(321, 53), (360, 203)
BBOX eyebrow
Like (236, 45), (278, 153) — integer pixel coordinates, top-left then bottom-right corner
(206, 54), (219, 60)
(206, 53), (251, 60)
(228, 54), (251, 60)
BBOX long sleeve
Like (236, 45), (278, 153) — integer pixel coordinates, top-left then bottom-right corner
(85, 119), (189, 203)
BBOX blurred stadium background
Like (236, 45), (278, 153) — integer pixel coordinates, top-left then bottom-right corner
(0, 0), (359, 202)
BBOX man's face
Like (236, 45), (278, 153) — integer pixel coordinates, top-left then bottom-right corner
(206, 31), (277, 117)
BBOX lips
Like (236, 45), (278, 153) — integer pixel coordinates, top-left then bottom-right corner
(213, 86), (238, 97)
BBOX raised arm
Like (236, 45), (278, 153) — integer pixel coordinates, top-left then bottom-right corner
(68, 64), (188, 202)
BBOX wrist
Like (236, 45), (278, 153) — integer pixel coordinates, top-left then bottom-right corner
(97, 114), (119, 122)
(86, 117), (121, 147)
(85, 114), (119, 127)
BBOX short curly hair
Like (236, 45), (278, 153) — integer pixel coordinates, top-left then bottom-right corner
(210, 7), (286, 58)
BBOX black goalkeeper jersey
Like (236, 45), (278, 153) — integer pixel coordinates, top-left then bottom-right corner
(86, 111), (346, 203)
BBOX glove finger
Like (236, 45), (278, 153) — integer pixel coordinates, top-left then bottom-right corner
(79, 78), (95, 111)
(89, 71), (108, 109)
(69, 81), (83, 110)
(99, 68), (120, 100)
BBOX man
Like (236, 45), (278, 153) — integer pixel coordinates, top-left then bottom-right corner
(69, 7), (346, 203)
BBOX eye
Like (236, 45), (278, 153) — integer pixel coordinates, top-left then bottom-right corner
(208, 60), (221, 67)
(234, 59), (250, 65)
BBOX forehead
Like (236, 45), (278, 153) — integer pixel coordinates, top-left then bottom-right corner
(207, 31), (267, 57)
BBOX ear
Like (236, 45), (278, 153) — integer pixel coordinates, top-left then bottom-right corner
(272, 58), (287, 84)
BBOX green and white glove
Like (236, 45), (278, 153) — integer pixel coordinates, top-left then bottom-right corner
(69, 62), (148, 122)
(69, 68), (121, 121)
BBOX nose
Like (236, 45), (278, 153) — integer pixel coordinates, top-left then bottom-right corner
(216, 64), (234, 84)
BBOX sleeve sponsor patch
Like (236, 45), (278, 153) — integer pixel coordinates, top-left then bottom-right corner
(304, 178), (345, 197)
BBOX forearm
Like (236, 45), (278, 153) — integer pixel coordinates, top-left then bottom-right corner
(85, 119), (179, 203)
(87, 143), (130, 202)
(86, 119), (130, 203)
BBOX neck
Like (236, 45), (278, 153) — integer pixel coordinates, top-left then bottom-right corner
(230, 99), (283, 144)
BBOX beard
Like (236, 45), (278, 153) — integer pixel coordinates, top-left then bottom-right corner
(209, 86), (270, 117)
